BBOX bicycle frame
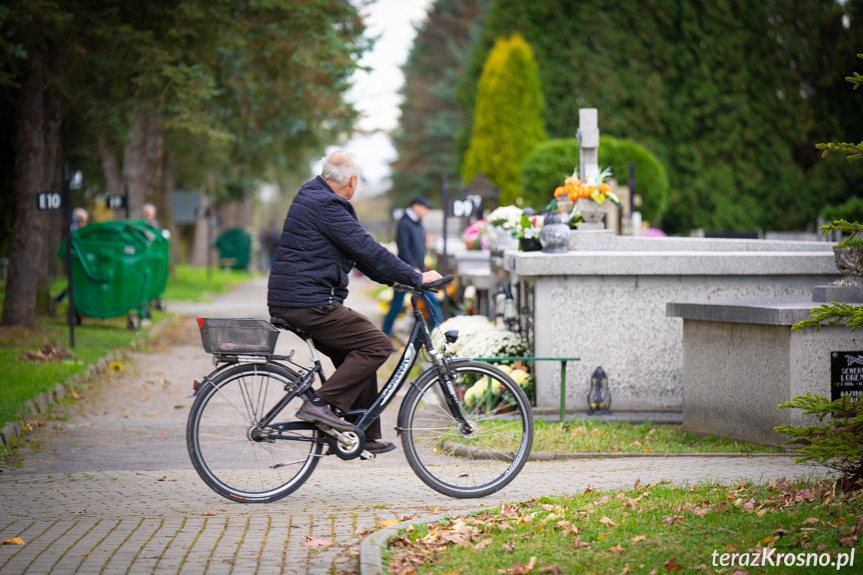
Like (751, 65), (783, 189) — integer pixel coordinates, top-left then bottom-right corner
(195, 283), (469, 443)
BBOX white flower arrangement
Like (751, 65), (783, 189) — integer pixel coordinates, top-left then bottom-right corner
(462, 365), (533, 410)
(497, 364), (533, 394)
(487, 205), (524, 233)
(433, 315), (527, 358)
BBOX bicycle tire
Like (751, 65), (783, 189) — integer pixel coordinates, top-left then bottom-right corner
(186, 362), (323, 503)
(400, 359), (533, 498)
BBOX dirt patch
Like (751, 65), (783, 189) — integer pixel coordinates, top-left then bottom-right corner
(20, 343), (76, 363)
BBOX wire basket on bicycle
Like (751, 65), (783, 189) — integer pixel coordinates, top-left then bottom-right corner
(197, 317), (279, 355)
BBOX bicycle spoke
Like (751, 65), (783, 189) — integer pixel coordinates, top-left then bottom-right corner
(188, 364), (322, 502)
(401, 360), (533, 498)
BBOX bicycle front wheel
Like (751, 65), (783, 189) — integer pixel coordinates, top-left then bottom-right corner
(400, 359), (533, 498)
(187, 363), (323, 503)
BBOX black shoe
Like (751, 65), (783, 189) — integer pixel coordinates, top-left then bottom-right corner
(365, 440), (396, 454)
(296, 400), (354, 432)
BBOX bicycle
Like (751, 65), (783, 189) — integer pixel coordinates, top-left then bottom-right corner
(186, 275), (533, 501)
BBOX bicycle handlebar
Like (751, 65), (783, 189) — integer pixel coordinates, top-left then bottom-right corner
(399, 274), (454, 293)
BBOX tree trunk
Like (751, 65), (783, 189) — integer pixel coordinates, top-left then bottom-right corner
(97, 134), (122, 198)
(38, 43), (64, 316)
(145, 114), (164, 208)
(161, 151), (181, 273)
(3, 52), (46, 328)
(190, 193), (214, 268)
(122, 108), (149, 219)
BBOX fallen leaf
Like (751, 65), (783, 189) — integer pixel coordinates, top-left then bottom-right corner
(838, 533), (858, 547)
(380, 519), (399, 528)
(2, 537), (24, 545)
(661, 516), (683, 526)
(70, 389), (81, 400)
(156, 476), (176, 482)
(474, 538), (493, 550)
(537, 566), (563, 574)
(599, 516), (618, 527)
(201, 511), (218, 516)
(632, 535), (646, 543)
(609, 544), (624, 553)
(301, 538), (333, 547)
(502, 540), (515, 552)
(664, 556), (683, 572)
(743, 499), (756, 513)
(571, 537), (591, 549)
(498, 556), (537, 575)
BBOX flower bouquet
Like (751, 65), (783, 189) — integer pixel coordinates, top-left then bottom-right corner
(553, 166), (620, 227)
(461, 219), (489, 250)
(487, 205), (523, 250)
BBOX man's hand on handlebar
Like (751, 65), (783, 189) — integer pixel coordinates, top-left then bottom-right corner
(421, 271), (443, 285)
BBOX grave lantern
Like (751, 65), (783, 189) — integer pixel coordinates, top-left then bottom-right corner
(587, 366), (612, 416)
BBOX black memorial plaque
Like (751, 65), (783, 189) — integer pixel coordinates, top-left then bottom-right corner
(831, 351), (863, 401)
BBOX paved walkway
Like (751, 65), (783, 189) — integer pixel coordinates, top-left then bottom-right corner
(0, 275), (827, 574)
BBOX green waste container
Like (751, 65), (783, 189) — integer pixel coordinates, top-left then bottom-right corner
(126, 219), (170, 310)
(57, 220), (167, 330)
(215, 228), (252, 271)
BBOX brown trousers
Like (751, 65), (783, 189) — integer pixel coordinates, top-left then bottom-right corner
(269, 303), (392, 440)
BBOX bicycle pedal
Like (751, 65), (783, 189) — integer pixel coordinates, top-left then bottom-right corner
(359, 450), (375, 460)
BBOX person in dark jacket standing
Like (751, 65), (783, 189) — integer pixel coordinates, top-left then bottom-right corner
(268, 151), (442, 455)
(381, 197), (442, 336)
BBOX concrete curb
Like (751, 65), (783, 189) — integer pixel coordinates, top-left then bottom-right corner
(0, 313), (179, 448)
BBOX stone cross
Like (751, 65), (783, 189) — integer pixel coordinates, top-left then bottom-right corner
(577, 108), (599, 183)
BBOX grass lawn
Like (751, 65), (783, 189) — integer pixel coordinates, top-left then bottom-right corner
(387, 477), (860, 574)
(532, 419), (782, 455)
(0, 265), (255, 429)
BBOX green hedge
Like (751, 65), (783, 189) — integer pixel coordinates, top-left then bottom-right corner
(821, 197), (863, 225)
(518, 136), (670, 225)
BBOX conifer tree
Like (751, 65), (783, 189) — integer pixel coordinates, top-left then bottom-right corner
(389, 0), (487, 207)
(461, 34), (545, 206)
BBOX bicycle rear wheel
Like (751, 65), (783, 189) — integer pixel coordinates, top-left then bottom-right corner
(187, 362), (323, 503)
(400, 359), (533, 498)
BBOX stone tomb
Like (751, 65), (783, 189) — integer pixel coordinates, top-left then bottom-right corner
(503, 231), (839, 420)
(667, 285), (863, 446)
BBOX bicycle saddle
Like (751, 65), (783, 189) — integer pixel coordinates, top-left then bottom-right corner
(269, 316), (307, 336)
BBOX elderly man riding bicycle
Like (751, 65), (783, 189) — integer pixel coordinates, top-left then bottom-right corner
(267, 150), (442, 454)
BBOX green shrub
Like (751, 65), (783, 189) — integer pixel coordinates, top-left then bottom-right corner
(518, 136), (669, 225)
(821, 196), (863, 224)
(775, 393), (863, 488)
(518, 139), (579, 210)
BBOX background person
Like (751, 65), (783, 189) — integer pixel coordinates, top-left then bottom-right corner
(72, 207), (89, 231)
(381, 196), (442, 337)
(142, 203), (160, 229)
(267, 151), (442, 455)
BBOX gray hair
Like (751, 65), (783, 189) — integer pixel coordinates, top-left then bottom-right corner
(320, 151), (360, 185)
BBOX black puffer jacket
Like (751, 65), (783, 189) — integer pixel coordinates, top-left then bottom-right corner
(268, 176), (422, 308)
